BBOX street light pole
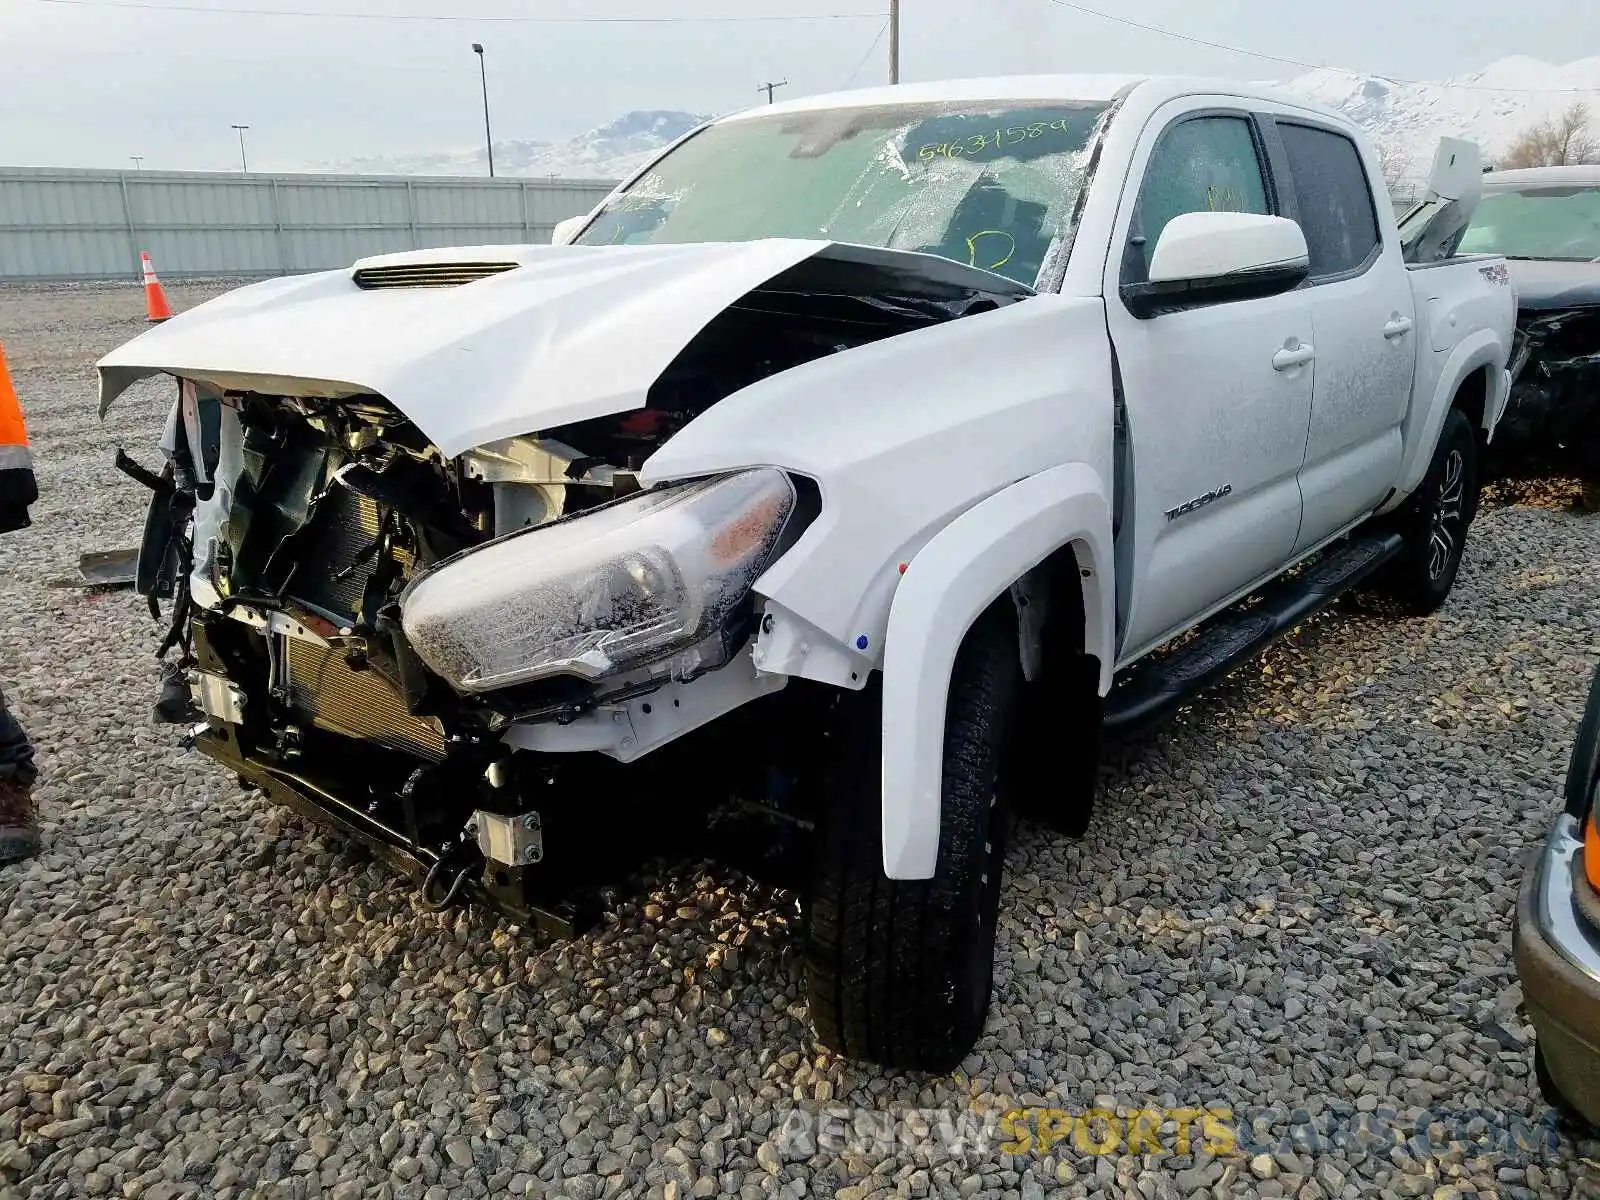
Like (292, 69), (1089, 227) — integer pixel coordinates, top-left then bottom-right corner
(472, 43), (495, 178)
(888, 0), (899, 84)
(757, 79), (788, 104)
(130, 155), (144, 171)
(230, 125), (250, 174)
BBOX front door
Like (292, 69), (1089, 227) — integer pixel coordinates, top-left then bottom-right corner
(1104, 108), (1315, 660)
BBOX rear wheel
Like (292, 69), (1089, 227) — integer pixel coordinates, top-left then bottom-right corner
(1380, 407), (1479, 614)
(803, 608), (1018, 1071)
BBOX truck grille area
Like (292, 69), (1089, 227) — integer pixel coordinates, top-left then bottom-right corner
(284, 639), (446, 761)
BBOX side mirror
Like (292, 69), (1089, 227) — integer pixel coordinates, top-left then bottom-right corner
(551, 214), (587, 246)
(1122, 211), (1309, 317)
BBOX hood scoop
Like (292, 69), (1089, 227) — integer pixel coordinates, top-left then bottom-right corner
(353, 261), (519, 290)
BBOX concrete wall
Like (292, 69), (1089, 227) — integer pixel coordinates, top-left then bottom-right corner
(0, 165), (1424, 282)
(0, 166), (616, 282)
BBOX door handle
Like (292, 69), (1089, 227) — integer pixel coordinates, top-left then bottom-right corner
(1383, 316), (1414, 339)
(1272, 343), (1315, 371)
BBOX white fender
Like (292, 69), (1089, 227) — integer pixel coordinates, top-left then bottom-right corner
(880, 462), (1114, 880)
(1381, 328), (1508, 513)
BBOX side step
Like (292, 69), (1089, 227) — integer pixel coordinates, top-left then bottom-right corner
(1101, 531), (1404, 740)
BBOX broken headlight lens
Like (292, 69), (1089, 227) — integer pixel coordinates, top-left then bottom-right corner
(398, 468), (797, 693)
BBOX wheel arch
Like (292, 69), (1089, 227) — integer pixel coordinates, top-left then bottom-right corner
(1382, 340), (1507, 514)
(880, 463), (1114, 880)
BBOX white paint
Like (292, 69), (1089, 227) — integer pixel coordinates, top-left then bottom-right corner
(502, 646), (786, 762)
(1290, 112), (1418, 553)
(550, 215), (585, 246)
(878, 464), (1113, 879)
(1146, 212), (1308, 284)
(1097, 95), (1316, 655)
(716, 74), (1147, 123)
(99, 240), (877, 458)
(642, 294), (1116, 694)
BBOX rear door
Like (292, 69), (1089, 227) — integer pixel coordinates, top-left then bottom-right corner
(1105, 106), (1315, 660)
(1269, 116), (1415, 553)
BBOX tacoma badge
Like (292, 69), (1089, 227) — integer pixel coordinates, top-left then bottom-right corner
(1166, 483), (1233, 521)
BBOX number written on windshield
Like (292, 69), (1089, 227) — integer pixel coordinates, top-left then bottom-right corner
(917, 118), (1082, 161)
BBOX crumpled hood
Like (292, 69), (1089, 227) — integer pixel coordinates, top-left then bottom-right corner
(97, 239), (996, 458)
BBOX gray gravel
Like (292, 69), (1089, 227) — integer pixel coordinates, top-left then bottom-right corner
(3, 280), (1600, 1200)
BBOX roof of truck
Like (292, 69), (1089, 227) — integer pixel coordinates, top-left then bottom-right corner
(717, 75), (1317, 123)
(1483, 165), (1600, 188)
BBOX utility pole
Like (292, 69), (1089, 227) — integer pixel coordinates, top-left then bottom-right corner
(472, 43), (495, 177)
(758, 79), (788, 104)
(231, 125), (250, 174)
(888, 0), (899, 84)
(130, 155), (144, 171)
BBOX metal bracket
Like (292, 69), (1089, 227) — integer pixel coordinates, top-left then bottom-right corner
(192, 669), (247, 725)
(470, 810), (544, 867)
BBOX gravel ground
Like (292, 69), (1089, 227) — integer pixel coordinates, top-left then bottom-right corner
(3, 280), (1600, 1200)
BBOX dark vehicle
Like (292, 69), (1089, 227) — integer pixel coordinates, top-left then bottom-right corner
(1516, 662), (1600, 1126)
(1460, 166), (1600, 484)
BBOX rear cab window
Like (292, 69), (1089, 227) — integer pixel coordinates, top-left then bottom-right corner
(1274, 122), (1382, 279)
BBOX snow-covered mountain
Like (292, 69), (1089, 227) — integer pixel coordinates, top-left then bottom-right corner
(321, 109), (705, 180)
(1277, 56), (1600, 190)
(319, 57), (1600, 189)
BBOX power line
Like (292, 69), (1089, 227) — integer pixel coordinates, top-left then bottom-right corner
(1039, 0), (1600, 94)
(27, 0), (881, 22)
(840, 21), (889, 89)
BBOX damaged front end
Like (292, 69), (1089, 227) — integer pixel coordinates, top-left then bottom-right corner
(111, 241), (1030, 931)
(1497, 304), (1600, 481)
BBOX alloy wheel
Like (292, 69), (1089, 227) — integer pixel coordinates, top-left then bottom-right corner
(1428, 448), (1465, 582)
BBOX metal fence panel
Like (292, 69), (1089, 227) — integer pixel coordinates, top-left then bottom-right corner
(0, 166), (616, 281)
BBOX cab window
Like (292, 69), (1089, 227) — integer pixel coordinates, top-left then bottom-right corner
(1126, 115), (1270, 280)
(1276, 121), (1381, 278)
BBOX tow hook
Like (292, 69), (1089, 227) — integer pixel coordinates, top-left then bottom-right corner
(421, 839), (479, 911)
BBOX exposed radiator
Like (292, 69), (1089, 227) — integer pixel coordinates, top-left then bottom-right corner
(284, 638), (446, 761)
(290, 488), (414, 623)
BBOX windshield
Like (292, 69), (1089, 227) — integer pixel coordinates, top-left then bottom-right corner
(573, 100), (1110, 288)
(1460, 184), (1600, 261)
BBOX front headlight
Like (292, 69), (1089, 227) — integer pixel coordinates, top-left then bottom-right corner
(399, 468), (797, 693)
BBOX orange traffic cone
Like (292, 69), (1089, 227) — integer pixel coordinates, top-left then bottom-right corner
(0, 338), (37, 534)
(140, 250), (173, 322)
(0, 340), (26, 450)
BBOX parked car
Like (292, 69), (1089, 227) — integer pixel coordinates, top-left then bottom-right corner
(1459, 166), (1600, 483)
(1516, 662), (1600, 1126)
(98, 75), (1514, 1071)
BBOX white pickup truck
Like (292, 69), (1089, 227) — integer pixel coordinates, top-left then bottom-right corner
(99, 75), (1514, 1071)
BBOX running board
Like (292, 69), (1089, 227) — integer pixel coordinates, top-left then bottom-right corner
(1102, 531), (1404, 740)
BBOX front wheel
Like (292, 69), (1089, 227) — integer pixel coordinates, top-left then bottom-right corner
(1380, 407), (1480, 614)
(803, 608), (1019, 1072)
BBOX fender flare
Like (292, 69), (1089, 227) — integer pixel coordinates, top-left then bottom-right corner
(1386, 331), (1506, 509)
(879, 462), (1114, 880)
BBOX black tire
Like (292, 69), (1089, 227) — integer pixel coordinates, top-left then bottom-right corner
(804, 607), (1019, 1071)
(1381, 407), (1479, 615)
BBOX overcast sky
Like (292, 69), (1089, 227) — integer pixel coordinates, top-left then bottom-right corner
(0, 0), (1594, 171)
